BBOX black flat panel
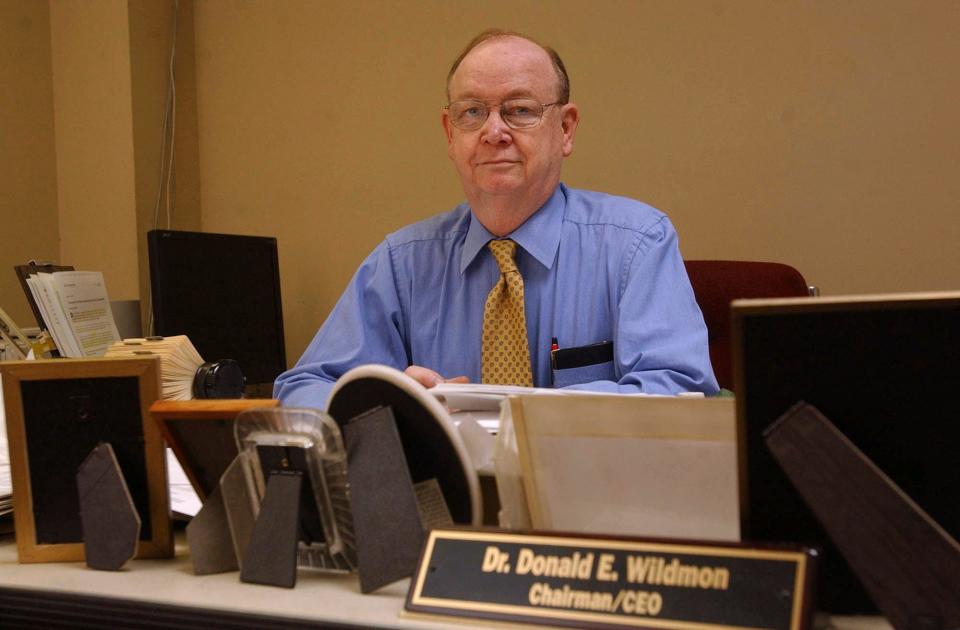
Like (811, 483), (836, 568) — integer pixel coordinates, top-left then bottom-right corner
(735, 297), (960, 614)
(148, 229), (286, 389)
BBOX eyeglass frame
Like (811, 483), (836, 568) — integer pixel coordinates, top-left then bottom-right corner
(444, 98), (563, 131)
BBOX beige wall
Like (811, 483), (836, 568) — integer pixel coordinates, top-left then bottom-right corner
(3, 1), (958, 369)
(128, 0), (202, 327)
(1, 0), (198, 333)
(193, 0), (960, 367)
(0, 0), (59, 325)
(49, 0), (140, 301)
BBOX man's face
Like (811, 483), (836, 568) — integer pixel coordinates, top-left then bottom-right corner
(442, 37), (579, 209)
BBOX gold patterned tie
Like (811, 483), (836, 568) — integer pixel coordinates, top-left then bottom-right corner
(482, 239), (534, 386)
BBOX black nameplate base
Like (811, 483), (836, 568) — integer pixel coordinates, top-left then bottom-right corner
(407, 529), (816, 630)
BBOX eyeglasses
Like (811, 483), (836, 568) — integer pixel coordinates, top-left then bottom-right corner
(445, 99), (560, 131)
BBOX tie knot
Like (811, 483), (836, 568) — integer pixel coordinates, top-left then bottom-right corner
(488, 239), (518, 274)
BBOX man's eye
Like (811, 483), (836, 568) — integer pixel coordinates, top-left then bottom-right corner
(505, 104), (536, 119)
(458, 106), (485, 120)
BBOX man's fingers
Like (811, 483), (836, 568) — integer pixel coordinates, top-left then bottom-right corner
(404, 366), (470, 388)
(404, 365), (444, 388)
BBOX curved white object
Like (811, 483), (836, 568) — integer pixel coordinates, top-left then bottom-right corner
(327, 364), (483, 526)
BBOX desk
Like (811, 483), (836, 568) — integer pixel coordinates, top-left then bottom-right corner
(0, 533), (449, 629)
(0, 532), (894, 630)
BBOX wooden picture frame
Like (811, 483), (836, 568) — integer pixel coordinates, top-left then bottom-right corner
(1, 357), (172, 563)
(150, 399), (279, 501)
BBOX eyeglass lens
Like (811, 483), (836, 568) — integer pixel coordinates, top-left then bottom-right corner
(448, 99), (546, 130)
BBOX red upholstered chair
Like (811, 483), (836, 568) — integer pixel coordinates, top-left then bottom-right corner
(684, 260), (813, 391)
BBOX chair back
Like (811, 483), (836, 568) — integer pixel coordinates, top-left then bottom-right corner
(684, 260), (811, 390)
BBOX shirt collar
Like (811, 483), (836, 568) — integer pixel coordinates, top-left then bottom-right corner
(459, 184), (565, 274)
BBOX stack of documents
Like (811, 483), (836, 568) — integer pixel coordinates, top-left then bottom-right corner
(0, 467), (10, 517)
(429, 382), (665, 433)
(0, 373), (11, 517)
(105, 336), (205, 400)
(166, 448), (201, 518)
(23, 271), (120, 357)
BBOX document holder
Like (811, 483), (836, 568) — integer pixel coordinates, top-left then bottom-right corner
(14, 262), (74, 329)
(765, 402), (960, 630)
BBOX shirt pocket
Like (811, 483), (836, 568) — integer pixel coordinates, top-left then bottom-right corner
(552, 360), (616, 388)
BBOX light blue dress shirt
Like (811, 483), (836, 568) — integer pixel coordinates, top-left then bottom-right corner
(275, 184), (718, 408)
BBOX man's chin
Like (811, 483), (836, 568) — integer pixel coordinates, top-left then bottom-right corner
(475, 175), (525, 195)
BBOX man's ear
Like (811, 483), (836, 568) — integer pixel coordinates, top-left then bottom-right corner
(560, 103), (580, 157)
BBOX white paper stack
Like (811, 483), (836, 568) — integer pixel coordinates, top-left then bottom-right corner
(104, 336), (205, 400)
(0, 373), (11, 516)
(24, 271), (121, 357)
(429, 382), (663, 434)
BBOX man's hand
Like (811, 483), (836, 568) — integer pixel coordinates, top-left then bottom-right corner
(404, 365), (469, 388)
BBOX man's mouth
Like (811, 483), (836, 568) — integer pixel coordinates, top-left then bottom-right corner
(479, 159), (519, 166)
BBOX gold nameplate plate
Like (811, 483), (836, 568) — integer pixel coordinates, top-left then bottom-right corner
(406, 529), (816, 630)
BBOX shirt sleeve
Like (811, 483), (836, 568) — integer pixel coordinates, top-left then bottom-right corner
(563, 216), (720, 395)
(272, 241), (409, 408)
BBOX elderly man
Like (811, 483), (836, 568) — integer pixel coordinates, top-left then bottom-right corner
(275, 29), (718, 407)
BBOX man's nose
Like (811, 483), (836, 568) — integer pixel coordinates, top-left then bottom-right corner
(479, 108), (512, 144)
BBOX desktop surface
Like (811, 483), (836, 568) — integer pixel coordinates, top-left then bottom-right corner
(0, 531), (894, 630)
(0, 533), (447, 629)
